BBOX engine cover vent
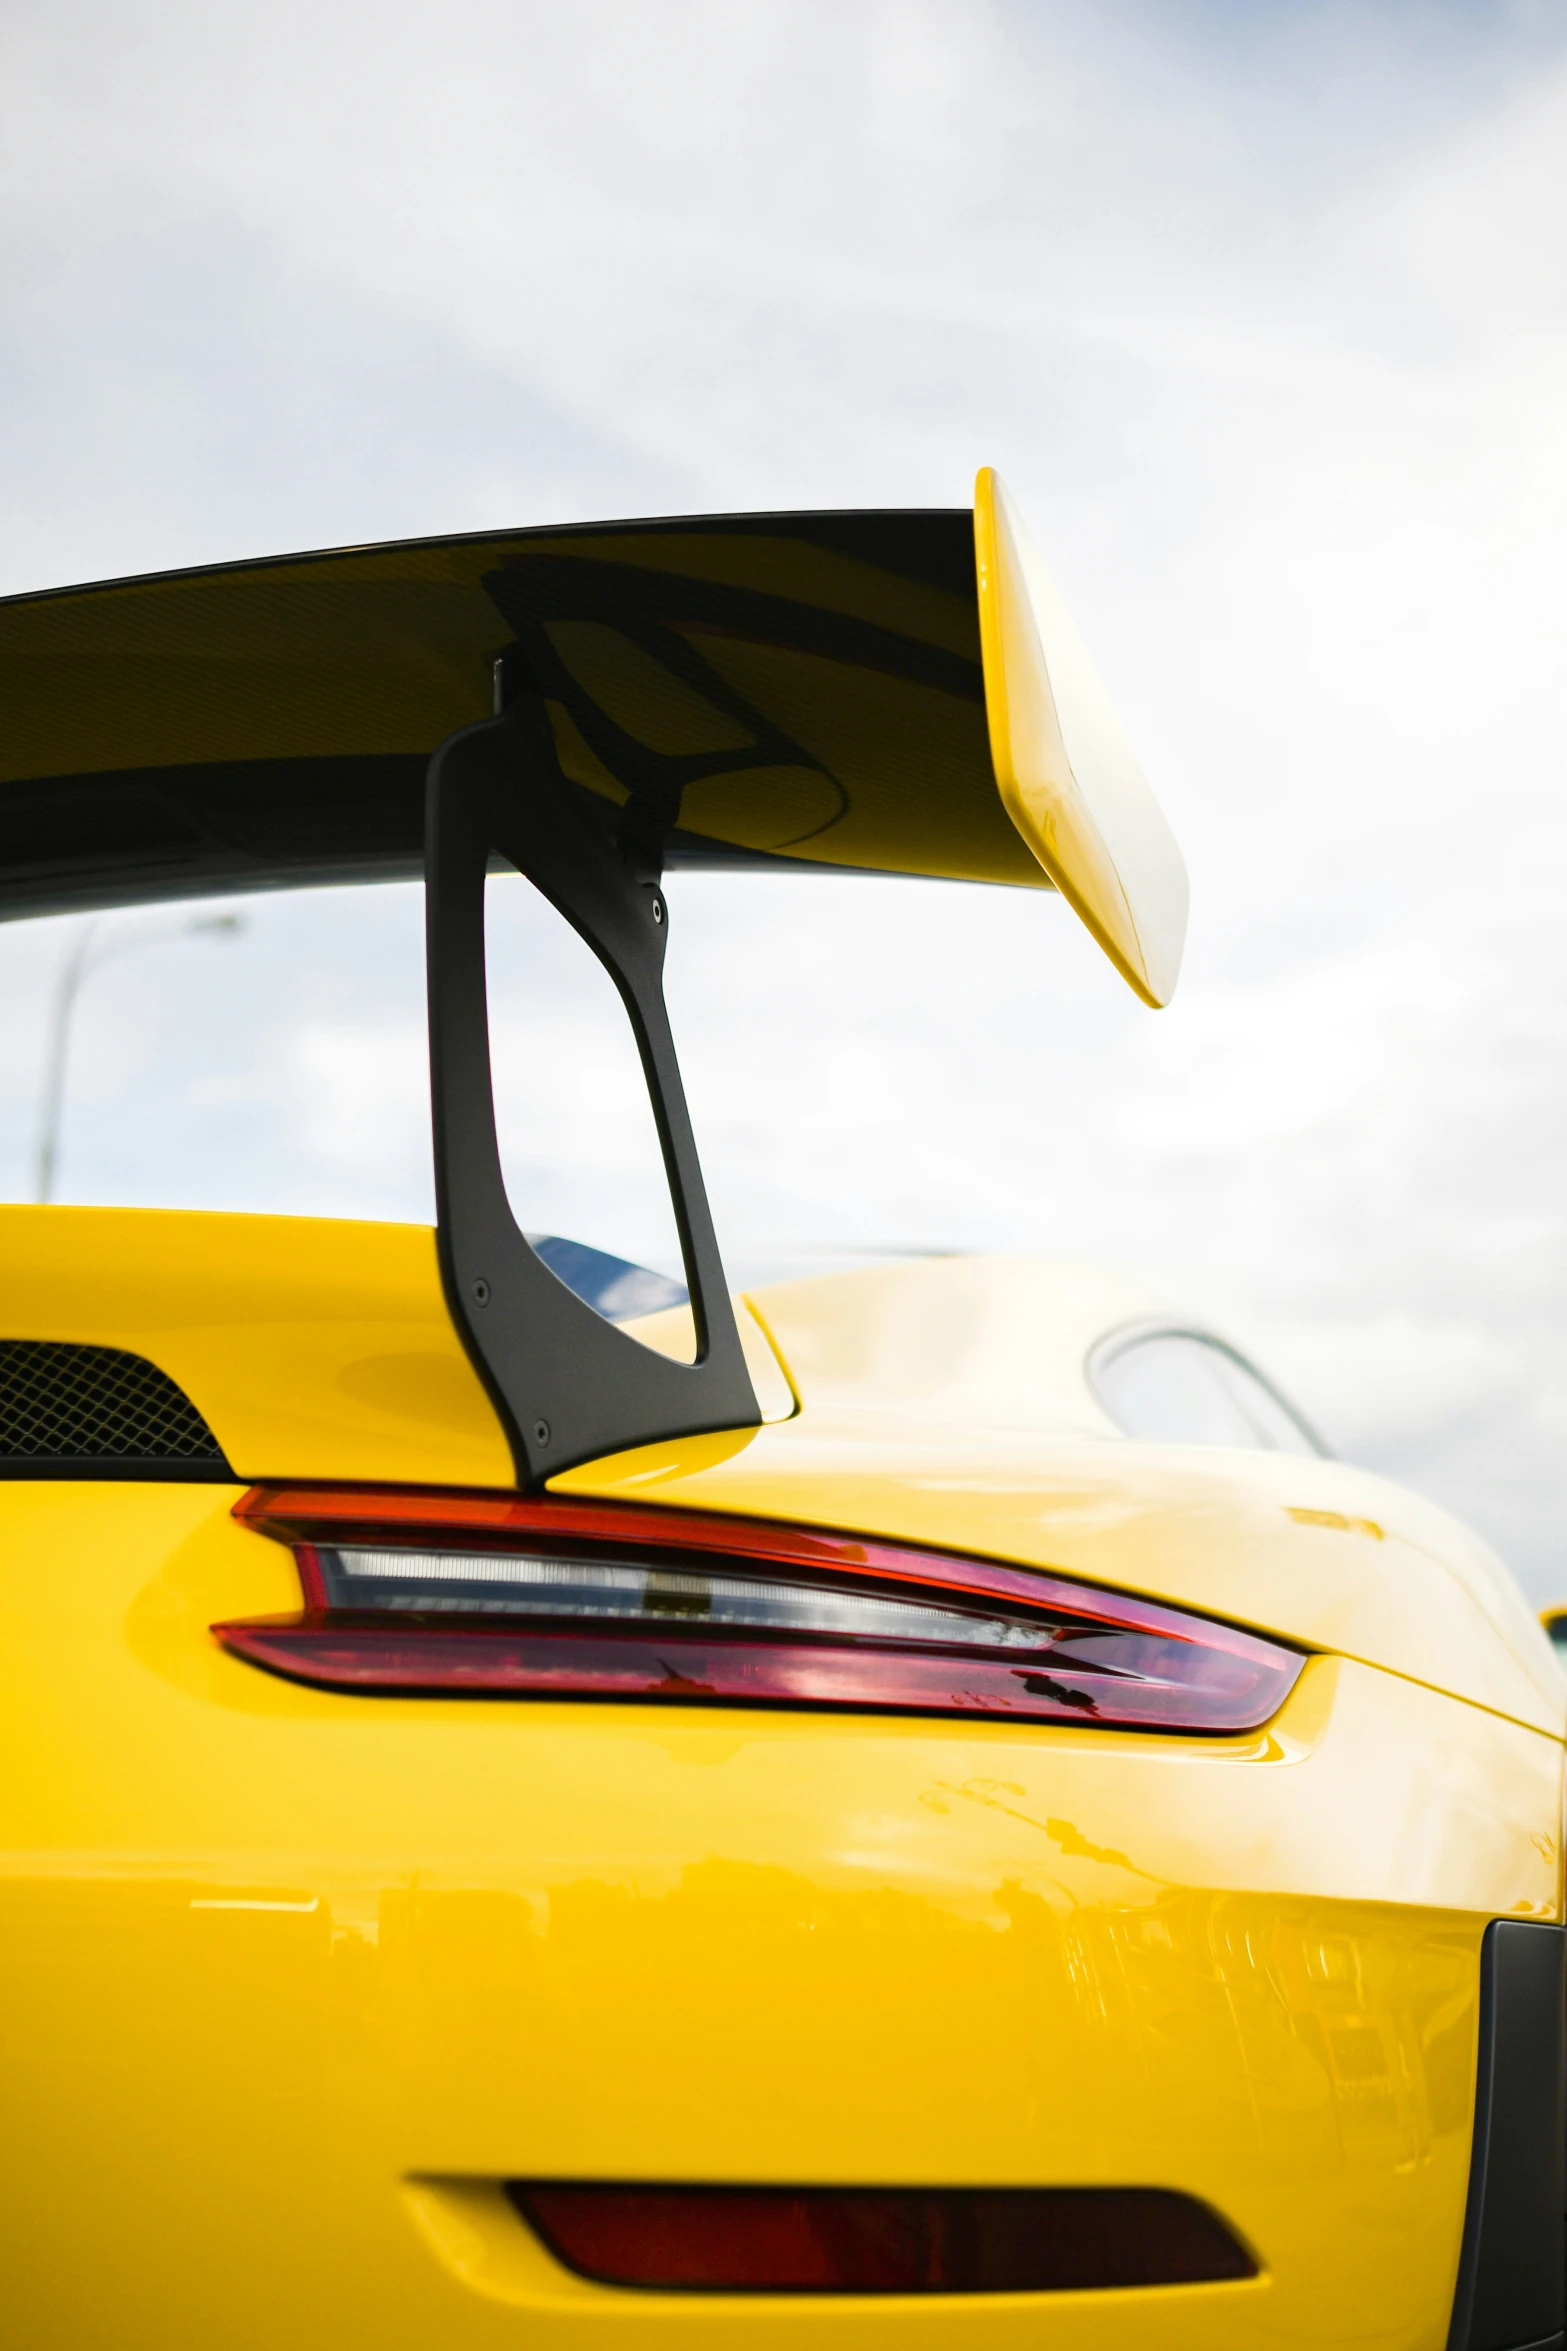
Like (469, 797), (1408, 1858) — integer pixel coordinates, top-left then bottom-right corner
(0, 1338), (231, 1479)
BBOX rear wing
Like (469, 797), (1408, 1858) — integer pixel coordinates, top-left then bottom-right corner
(0, 469), (1187, 1482)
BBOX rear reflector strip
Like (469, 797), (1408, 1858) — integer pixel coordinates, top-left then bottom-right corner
(219, 1486), (1303, 1734)
(508, 2183), (1258, 2293)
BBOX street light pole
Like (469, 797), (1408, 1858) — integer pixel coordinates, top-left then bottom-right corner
(33, 912), (244, 1205)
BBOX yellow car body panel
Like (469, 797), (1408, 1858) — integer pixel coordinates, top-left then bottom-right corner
(558, 1415), (1565, 1740)
(0, 1205), (794, 1483)
(4, 1207), (1558, 1733)
(0, 1476), (1560, 2351)
(0, 1203), (514, 1487)
(2, 1212), (1563, 2349)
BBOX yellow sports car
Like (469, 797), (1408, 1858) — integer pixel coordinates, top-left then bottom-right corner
(2, 472), (1562, 2351)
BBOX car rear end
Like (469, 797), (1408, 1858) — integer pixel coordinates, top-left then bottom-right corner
(5, 486), (1563, 2351)
(3, 1210), (1563, 2351)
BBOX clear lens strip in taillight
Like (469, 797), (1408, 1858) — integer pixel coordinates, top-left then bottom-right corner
(321, 1544), (1070, 1647)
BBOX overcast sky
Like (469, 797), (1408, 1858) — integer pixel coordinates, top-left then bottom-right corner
(5, 0), (1567, 1593)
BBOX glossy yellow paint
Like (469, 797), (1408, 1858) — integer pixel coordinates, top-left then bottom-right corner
(0, 1203), (513, 1484)
(560, 1420), (1567, 1739)
(4, 1217), (1564, 2347)
(0, 1475), (1560, 2350)
(562, 1258), (1567, 1740)
(0, 1205), (793, 1484)
(4, 1211), (1559, 1736)
(973, 469), (1188, 1007)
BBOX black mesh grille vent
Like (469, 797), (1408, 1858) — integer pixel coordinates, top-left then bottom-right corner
(0, 1339), (230, 1476)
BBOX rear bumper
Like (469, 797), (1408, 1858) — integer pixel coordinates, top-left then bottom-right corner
(0, 1482), (1562, 2348)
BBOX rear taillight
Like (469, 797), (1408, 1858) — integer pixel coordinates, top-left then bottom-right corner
(508, 2183), (1258, 2293)
(216, 1485), (1302, 1734)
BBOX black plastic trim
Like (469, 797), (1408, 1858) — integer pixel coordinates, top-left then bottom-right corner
(425, 697), (760, 1489)
(1447, 1920), (1566, 2351)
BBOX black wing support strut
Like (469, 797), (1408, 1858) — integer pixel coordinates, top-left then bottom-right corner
(424, 695), (760, 1490)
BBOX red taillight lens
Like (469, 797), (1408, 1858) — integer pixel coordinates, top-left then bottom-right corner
(508, 2183), (1257, 2293)
(217, 1485), (1301, 1734)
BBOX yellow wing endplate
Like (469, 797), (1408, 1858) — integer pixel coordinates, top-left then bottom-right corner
(975, 467), (1189, 1007)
